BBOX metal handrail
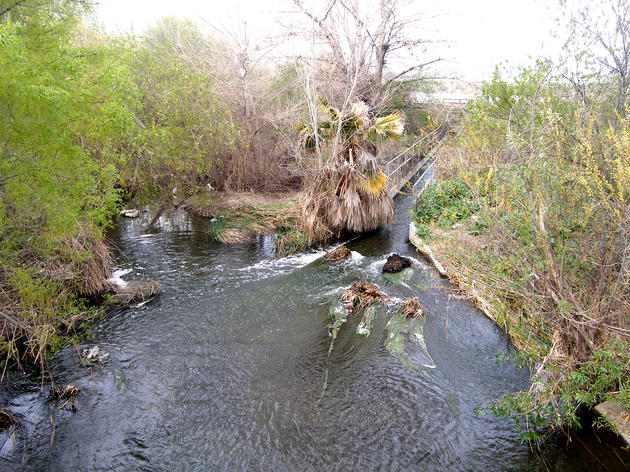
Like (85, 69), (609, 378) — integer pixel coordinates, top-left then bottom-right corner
(412, 156), (438, 196)
(384, 130), (438, 179)
(384, 130), (438, 167)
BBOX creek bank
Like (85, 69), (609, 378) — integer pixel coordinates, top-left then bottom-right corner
(408, 223), (447, 276)
(408, 221), (630, 447)
(184, 190), (307, 255)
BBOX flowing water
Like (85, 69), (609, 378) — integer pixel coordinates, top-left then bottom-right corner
(1, 182), (629, 471)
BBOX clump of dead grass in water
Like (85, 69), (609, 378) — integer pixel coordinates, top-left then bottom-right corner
(0, 408), (24, 463)
(341, 282), (386, 315)
(0, 409), (19, 432)
(323, 245), (351, 261)
(402, 297), (425, 319)
(48, 383), (83, 412)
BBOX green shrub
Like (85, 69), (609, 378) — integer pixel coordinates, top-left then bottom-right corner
(413, 179), (479, 229)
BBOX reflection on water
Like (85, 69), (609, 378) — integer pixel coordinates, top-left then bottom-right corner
(1, 188), (629, 472)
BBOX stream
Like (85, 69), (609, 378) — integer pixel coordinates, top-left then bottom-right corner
(1, 179), (629, 471)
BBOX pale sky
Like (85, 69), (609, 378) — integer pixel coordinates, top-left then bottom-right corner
(94, 0), (565, 81)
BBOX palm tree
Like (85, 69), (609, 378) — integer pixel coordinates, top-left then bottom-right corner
(296, 97), (404, 243)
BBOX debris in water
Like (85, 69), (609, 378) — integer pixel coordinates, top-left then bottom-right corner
(0, 409), (18, 431)
(403, 297), (425, 319)
(341, 281), (385, 314)
(323, 245), (351, 262)
(120, 209), (140, 218)
(48, 384), (83, 412)
(82, 345), (110, 364)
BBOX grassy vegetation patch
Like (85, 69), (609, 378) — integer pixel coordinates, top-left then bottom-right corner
(186, 188), (309, 254)
(417, 62), (630, 440)
(412, 178), (480, 240)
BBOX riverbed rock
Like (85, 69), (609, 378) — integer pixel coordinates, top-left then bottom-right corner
(383, 254), (412, 273)
(112, 279), (162, 306)
(120, 209), (140, 218)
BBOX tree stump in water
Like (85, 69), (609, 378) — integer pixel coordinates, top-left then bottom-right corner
(383, 254), (412, 273)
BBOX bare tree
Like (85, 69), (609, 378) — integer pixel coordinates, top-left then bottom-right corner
(291, 0), (441, 106)
(562, 0), (630, 116)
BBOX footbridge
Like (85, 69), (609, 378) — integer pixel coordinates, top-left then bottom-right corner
(384, 131), (438, 197)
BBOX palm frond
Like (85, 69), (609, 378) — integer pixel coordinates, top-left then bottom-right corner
(366, 110), (404, 144)
(296, 122), (324, 151)
(299, 98), (402, 242)
(358, 169), (388, 195)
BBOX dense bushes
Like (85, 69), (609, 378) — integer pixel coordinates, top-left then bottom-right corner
(412, 178), (478, 233)
(415, 63), (630, 438)
(113, 19), (242, 197)
(0, 4), (132, 368)
(0, 4), (302, 369)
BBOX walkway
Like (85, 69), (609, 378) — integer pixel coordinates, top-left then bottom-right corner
(384, 131), (437, 197)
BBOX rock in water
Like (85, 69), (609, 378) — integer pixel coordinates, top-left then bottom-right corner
(112, 279), (162, 306)
(383, 254), (412, 273)
(120, 209), (140, 218)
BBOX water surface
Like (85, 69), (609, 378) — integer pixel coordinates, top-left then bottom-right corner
(1, 185), (628, 471)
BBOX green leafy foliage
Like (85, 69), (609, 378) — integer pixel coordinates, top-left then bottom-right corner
(430, 60), (630, 440)
(0, 5), (243, 368)
(492, 340), (630, 441)
(413, 178), (479, 229)
(0, 4), (130, 366)
(562, 341), (630, 409)
(118, 18), (241, 197)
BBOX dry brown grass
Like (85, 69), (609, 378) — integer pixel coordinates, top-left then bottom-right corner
(422, 109), (630, 378)
(402, 297), (425, 319)
(323, 245), (351, 261)
(0, 408), (18, 431)
(301, 156), (394, 245)
(341, 282), (386, 315)
(48, 383), (83, 412)
(186, 189), (307, 247)
(39, 232), (113, 296)
(0, 228), (113, 373)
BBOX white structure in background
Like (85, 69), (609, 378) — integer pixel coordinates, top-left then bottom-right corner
(414, 92), (477, 106)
